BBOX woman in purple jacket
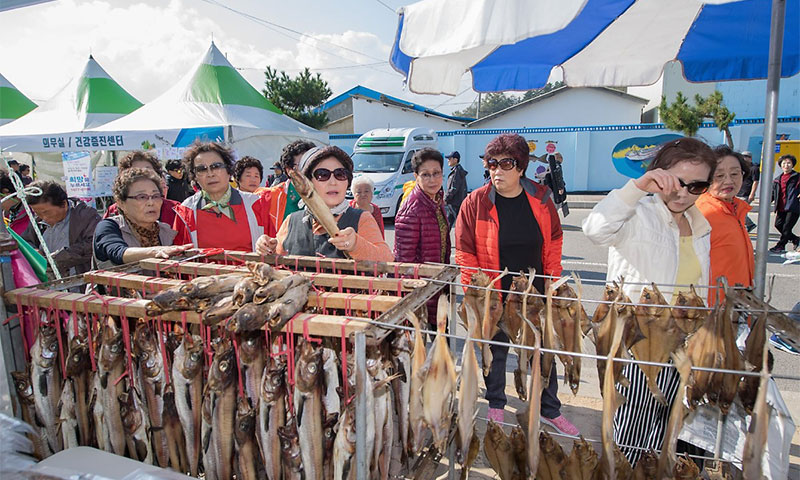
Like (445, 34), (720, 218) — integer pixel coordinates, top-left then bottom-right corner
(395, 148), (451, 326)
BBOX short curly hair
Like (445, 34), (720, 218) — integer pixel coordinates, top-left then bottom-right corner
(234, 156), (264, 184)
(119, 151), (163, 177)
(112, 168), (163, 204)
(279, 140), (317, 171)
(183, 141), (235, 183)
(26, 180), (67, 207)
(484, 133), (530, 173)
(302, 146), (354, 186)
(779, 154), (797, 168)
(411, 148), (443, 173)
(165, 159), (183, 172)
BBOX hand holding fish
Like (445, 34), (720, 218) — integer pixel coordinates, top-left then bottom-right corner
(633, 168), (683, 194)
(153, 243), (193, 259)
(328, 227), (357, 252)
(255, 235), (278, 255)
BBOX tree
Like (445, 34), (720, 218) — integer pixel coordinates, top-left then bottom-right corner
(454, 82), (565, 119)
(262, 67), (332, 129)
(520, 81), (565, 101)
(659, 90), (735, 147)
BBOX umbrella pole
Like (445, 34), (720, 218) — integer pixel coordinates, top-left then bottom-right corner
(754, 0), (786, 299)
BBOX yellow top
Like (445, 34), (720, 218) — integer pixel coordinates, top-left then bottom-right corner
(674, 236), (701, 298)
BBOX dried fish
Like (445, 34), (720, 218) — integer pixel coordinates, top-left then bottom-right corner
(98, 319), (126, 457)
(287, 166), (342, 239)
(254, 273), (307, 304)
(674, 453), (701, 480)
(565, 436), (599, 480)
(258, 356), (286, 480)
(234, 398), (260, 480)
(246, 261), (281, 285)
(407, 311), (427, 455)
(599, 303), (626, 480)
(593, 288), (637, 389)
(119, 388), (153, 464)
(457, 305), (480, 465)
(294, 339), (325, 480)
(162, 385), (188, 473)
(30, 324), (63, 457)
(527, 325), (543, 478)
(206, 339), (237, 480)
(656, 350), (692, 478)
(742, 340), (770, 480)
(322, 347), (341, 416)
(64, 335), (91, 447)
(485, 420), (518, 480)
(202, 294), (239, 325)
(509, 425), (528, 478)
(133, 321), (169, 467)
(11, 370), (47, 459)
(632, 449), (658, 480)
(333, 402), (357, 480)
(238, 330), (266, 407)
(58, 378), (80, 450)
(672, 286), (706, 335)
(390, 332), (411, 466)
(173, 334), (204, 477)
(551, 277), (587, 394)
(147, 273), (243, 315)
(268, 279), (312, 331)
(537, 430), (567, 480)
(227, 301), (273, 333)
(233, 277), (259, 306)
(459, 426), (480, 480)
(279, 418), (304, 480)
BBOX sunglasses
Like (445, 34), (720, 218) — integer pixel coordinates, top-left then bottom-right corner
(312, 167), (349, 182)
(678, 178), (710, 195)
(127, 193), (163, 202)
(194, 162), (226, 174)
(485, 157), (517, 171)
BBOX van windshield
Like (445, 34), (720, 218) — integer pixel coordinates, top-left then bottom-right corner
(351, 152), (405, 173)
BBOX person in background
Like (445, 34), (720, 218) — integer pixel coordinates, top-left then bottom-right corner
(270, 162), (288, 187)
(93, 168), (189, 268)
(483, 168), (491, 185)
(7, 159), (20, 176)
(395, 148), (450, 326)
(444, 151), (468, 226)
(234, 156), (264, 193)
(105, 151), (179, 227)
(263, 140), (316, 234)
(350, 175), (384, 238)
(545, 152), (567, 211)
(256, 146), (391, 261)
(736, 151), (758, 232)
(582, 137), (715, 466)
(18, 164), (32, 186)
(0, 170), (30, 235)
(695, 145), (754, 304)
(173, 142), (272, 251)
(769, 154), (800, 253)
(455, 133), (574, 433)
(22, 180), (101, 277)
(165, 159), (193, 203)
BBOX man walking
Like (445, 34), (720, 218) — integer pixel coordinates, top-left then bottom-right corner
(444, 151), (468, 226)
(737, 151), (759, 232)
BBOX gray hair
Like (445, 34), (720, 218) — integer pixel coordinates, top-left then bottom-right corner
(351, 176), (374, 190)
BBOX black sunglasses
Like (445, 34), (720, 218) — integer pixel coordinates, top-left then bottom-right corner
(312, 167), (349, 182)
(679, 178), (710, 195)
(194, 162), (226, 174)
(485, 157), (517, 171)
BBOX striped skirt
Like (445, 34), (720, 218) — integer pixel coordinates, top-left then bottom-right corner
(613, 361), (681, 466)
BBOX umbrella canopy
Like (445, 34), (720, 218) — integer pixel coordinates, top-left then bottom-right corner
(0, 55), (143, 150)
(92, 42), (327, 152)
(0, 73), (36, 126)
(392, 0), (799, 94)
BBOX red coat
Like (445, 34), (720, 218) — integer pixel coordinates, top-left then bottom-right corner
(394, 184), (450, 264)
(455, 178), (563, 286)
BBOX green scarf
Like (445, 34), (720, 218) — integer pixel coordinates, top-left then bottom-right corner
(201, 186), (235, 221)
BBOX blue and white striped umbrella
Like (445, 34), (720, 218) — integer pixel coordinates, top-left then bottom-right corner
(391, 0), (799, 95)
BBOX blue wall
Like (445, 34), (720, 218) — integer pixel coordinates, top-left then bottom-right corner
(331, 117), (800, 192)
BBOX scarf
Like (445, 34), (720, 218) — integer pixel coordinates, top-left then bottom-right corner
(201, 186), (235, 221)
(123, 212), (161, 248)
(432, 190), (448, 263)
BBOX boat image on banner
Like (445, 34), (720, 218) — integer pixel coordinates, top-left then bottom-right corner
(611, 134), (682, 179)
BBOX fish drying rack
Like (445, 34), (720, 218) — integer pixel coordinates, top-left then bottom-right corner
(1, 248), (798, 479)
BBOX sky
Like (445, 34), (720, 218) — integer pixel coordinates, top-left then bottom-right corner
(0, 0), (663, 115)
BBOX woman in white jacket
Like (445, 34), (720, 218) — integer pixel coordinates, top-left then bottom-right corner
(582, 137), (716, 466)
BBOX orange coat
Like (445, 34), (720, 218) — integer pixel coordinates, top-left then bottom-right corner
(695, 194), (754, 305)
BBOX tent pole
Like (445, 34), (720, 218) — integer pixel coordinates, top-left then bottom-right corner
(754, 0), (786, 300)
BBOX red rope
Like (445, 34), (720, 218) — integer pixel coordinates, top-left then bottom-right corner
(118, 299), (138, 386)
(396, 279), (403, 298)
(49, 293), (72, 379)
(315, 257), (321, 273)
(79, 296), (97, 371)
(285, 316), (295, 415)
(180, 311), (188, 336)
(302, 314), (321, 345)
(367, 294), (377, 318)
(158, 317), (171, 386)
(340, 318), (351, 403)
(337, 275), (345, 293)
(368, 278), (374, 295)
(413, 264), (420, 279)
(231, 337), (246, 399)
(393, 264), (400, 279)
(13, 295), (28, 362)
(373, 263), (378, 278)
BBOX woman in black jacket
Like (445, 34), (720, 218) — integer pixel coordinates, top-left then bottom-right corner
(770, 154), (800, 252)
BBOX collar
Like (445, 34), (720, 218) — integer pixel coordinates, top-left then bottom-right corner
(486, 177), (544, 206)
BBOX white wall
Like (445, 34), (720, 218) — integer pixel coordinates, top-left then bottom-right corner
(351, 97), (466, 133)
(472, 88), (646, 130)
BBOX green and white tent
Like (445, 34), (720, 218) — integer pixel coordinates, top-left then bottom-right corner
(0, 55), (142, 152)
(91, 42), (327, 163)
(0, 73), (36, 126)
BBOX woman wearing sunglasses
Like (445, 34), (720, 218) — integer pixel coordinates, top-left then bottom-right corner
(94, 168), (190, 267)
(259, 146), (392, 261)
(173, 141), (273, 251)
(582, 137), (715, 466)
(455, 133), (574, 433)
(695, 145), (754, 305)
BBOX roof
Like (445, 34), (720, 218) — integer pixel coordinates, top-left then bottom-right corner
(468, 86), (649, 126)
(316, 85), (475, 123)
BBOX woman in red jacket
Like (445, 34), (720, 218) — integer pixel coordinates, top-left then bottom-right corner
(394, 148), (450, 325)
(455, 133), (576, 434)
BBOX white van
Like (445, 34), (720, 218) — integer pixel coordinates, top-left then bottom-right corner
(349, 127), (437, 218)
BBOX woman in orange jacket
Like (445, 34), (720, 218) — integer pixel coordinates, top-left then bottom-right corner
(695, 145), (755, 304)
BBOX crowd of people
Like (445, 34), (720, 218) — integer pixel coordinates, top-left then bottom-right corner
(2, 132), (798, 468)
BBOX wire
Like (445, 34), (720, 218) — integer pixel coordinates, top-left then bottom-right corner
(235, 61), (389, 72)
(373, 0), (396, 13)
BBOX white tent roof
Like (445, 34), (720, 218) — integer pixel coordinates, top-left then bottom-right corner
(0, 56), (142, 151)
(92, 42), (328, 150)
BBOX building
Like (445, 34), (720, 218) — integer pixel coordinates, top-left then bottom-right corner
(467, 86), (649, 130)
(317, 85), (473, 134)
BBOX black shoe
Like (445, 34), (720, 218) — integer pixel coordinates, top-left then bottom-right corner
(769, 245), (786, 253)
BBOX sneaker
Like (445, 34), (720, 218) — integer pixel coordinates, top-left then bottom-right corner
(769, 245), (786, 254)
(541, 414), (580, 436)
(487, 408), (505, 424)
(770, 334), (799, 355)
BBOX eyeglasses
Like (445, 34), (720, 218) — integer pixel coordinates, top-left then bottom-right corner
(485, 157), (517, 171)
(312, 167), (349, 182)
(678, 178), (710, 195)
(126, 193), (163, 202)
(194, 162), (226, 174)
(418, 171), (442, 181)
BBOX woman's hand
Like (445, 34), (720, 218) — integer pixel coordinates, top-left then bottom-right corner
(255, 235), (278, 255)
(153, 243), (192, 259)
(329, 227), (357, 252)
(633, 168), (682, 194)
